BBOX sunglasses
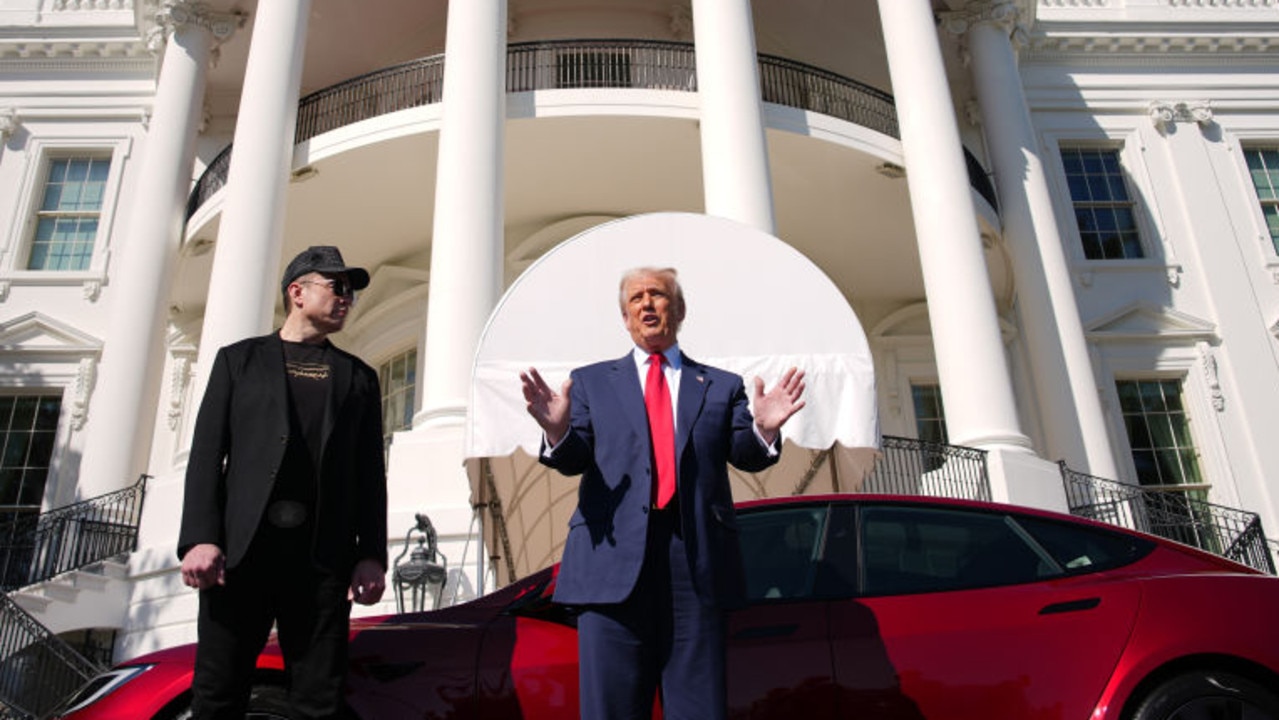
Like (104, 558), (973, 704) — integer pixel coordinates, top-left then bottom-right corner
(298, 277), (356, 299)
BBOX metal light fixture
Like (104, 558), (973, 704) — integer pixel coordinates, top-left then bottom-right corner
(392, 513), (448, 613)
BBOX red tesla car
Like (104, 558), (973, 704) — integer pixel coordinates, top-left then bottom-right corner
(56, 494), (1279, 719)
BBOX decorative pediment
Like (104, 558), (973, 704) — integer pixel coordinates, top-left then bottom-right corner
(1086, 302), (1216, 343)
(0, 312), (102, 355)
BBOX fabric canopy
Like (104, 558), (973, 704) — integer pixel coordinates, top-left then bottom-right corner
(465, 213), (879, 585)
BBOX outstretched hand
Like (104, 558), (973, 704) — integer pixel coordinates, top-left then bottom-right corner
(752, 367), (806, 445)
(520, 367), (572, 445)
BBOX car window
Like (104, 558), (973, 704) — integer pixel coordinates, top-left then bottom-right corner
(738, 505), (829, 602)
(1014, 515), (1155, 574)
(858, 505), (1063, 596)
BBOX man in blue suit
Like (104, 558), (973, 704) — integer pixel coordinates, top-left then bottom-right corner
(520, 266), (805, 720)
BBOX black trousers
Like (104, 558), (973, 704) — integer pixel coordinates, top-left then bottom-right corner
(576, 505), (728, 720)
(190, 524), (351, 720)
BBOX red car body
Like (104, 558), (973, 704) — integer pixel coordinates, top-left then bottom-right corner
(56, 495), (1279, 719)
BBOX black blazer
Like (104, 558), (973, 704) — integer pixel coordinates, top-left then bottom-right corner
(177, 332), (387, 575)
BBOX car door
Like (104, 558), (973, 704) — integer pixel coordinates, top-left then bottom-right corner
(824, 503), (1144, 720)
(727, 503), (839, 719)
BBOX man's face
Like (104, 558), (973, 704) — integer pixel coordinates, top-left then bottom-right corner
(622, 272), (683, 353)
(291, 271), (355, 334)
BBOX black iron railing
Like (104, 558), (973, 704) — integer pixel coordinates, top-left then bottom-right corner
(862, 436), (991, 501)
(184, 143), (232, 221)
(0, 593), (102, 720)
(0, 476), (148, 592)
(187, 39), (998, 220)
(1061, 463), (1275, 574)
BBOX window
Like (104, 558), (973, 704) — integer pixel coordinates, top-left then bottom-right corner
(1115, 379), (1203, 488)
(1016, 516), (1153, 574)
(379, 348), (417, 451)
(910, 383), (948, 445)
(1060, 147), (1144, 260)
(857, 505), (1061, 596)
(0, 395), (60, 525)
(0, 395), (60, 588)
(28, 156), (111, 271)
(738, 505), (829, 602)
(1244, 147), (1279, 254)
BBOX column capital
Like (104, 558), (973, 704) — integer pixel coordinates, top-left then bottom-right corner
(151, 1), (247, 57)
(1148, 100), (1214, 131)
(0, 107), (18, 141)
(939, 1), (1021, 38)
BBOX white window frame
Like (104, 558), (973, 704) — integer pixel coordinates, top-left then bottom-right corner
(1041, 128), (1178, 283)
(1092, 342), (1231, 505)
(1227, 131), (1279, 281)
(0, 313), (102, 510)
(1, 136), (132, 296)
(378, 345), (419, 442)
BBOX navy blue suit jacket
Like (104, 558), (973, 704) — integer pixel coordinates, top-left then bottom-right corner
(543, 351), (779, 609)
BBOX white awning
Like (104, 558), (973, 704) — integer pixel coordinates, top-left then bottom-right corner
(465, 212), (879, 584)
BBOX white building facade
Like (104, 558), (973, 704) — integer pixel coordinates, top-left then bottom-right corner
(1, 0), (1278, 664)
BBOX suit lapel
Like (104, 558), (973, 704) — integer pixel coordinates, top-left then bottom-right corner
(607, 353), (649, 441)
(676, 352), (709, 460)
(261, 333), (290, 430)
(321, 345), (352, 463)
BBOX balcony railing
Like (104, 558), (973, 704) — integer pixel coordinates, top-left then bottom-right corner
(1061, 463), (1275, 574)
(0, 593), (102, 720)
(861, 436), (991, 501)
(187, 39), (996, 220)
(0, 476), (149, 592)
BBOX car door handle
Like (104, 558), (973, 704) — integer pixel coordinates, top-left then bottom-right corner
(1039, 597), (1101, 615)
(732, 623), (799, 640)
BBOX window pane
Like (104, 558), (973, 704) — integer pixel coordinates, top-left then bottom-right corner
(1244, 148), (1279, 254)
(1116, 380), (1203, 487)
(28, 155), (109, 271)
(0, 395), (61, 515)
(0, 468), (20, 505)
(1061, 147), (1143, 259)
(860, 506), (1057, 596)
(379, 348), (418, 452)
(1017, 516), (1154, 573)
(2, 433), (30, 468)
(738, 505), (828, 602)
(910, 383), (948, 447)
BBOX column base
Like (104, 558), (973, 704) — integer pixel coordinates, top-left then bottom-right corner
(984, 448), (1070, 514)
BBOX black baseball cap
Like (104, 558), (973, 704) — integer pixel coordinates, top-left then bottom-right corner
(280, 246), (370, 295)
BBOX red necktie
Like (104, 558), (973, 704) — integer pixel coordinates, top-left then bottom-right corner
(645, 353), (677, 508)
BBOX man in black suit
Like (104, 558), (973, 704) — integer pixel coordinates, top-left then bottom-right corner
(178, 246), (388, 720)
(521, 267), (805, 720)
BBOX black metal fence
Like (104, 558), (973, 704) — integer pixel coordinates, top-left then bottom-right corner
(1061, 463), (1275, 574)
(184, 143), (232, 220)
(188, 39), (998, 221)
(0, 593), (102, 719)
(0, 477), (149, 592)
(861, 436), (991, 501)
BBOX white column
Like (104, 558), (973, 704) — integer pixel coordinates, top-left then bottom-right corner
(79, 3), (242, 497)
(191, 0), (311, 405)
(952, 2), (1119, 480)
(418, 0), (506, 429)
(691, 0), (775, 234)
(384, 0), (507, 608)
(876, 0), (1032, 456)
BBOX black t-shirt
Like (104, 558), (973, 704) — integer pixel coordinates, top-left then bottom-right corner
(277, 339), (332, 513)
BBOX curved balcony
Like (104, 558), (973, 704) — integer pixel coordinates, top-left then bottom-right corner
(187, 39), (997, 220)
